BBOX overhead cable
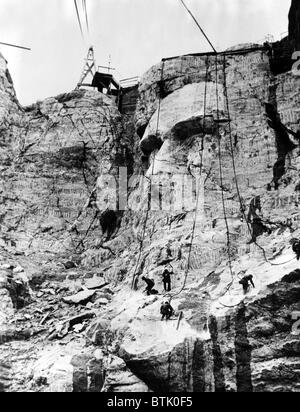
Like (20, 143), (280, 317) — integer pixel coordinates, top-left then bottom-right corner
(83, 0), (90, 34)
(179, 0), (217, 54)
(0, 41), (31, 51)
(74, 0), (84, 39)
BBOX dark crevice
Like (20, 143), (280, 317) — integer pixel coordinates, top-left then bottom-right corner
(71, 355), (88, 393)
(140, 134), (163, 155)
(208, 316), (226, 392)
(234, 304), (253, 392)
(136, 123), (147, 139)
(99, 209), (119, 241)
(192, 339), (206, 392)
(269, 38), (293, 75)
(157, 79), (172, 99)
(125, 357), (170, 392)
(289, 0), (300, 51)
(265, 103), (297, 189)
(247, 196), (271, 242)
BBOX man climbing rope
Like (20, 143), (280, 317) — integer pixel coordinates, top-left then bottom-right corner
(141, 276), (155, 295)
(160, 301), (174, 321)
(162, 264), (173, 292)
(291, 238), (300, 260)
(239, 275), (255, 295)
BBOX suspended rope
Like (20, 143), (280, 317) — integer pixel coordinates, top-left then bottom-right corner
(222, 55), (297, 267)
(131, 59), (166, 290)
(169, 56), (210, 301)
(82, 0), (90, 35)
(0, 41), (31, 51)
(215, 54), (235, 294)
(179, 0), (217, 54)
(74, 0), (84, 39)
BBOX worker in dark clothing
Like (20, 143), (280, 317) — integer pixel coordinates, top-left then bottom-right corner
(291, 239), (300, 260)
(247, 196), (271, 242)
(162, 265), (173, 292)
(239, 275), (255, 294)
(142, 276), (155, 296)
(160, 301), (174, 321)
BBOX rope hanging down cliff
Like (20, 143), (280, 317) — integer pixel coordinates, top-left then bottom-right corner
(215, 55), (235, 295)
(222, 55), (296, 267)
(131, 59), (166, 290)
(170, 56), (211, 300)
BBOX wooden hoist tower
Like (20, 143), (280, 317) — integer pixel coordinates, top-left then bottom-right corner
(77, 46), (120, 96)
(77, 46), (97, 89)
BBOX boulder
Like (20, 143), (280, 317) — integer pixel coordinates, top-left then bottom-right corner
(84, 277), (108, 290)
(102, 354), (150, 392)
(32, 345), (105, 392)
(48, 312), (96, 340)
(63, 290), (96, 305)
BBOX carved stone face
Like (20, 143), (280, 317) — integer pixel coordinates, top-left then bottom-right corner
(140, 81), (224, 171)
(135, 81), (226, 222)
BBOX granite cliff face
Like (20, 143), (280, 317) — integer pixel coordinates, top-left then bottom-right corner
(1, 3), (300, 393)
(289, 0), (300, 51)
(110, 46), (300, 393)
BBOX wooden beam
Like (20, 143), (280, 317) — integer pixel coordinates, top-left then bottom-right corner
(176, 311), (183, 330)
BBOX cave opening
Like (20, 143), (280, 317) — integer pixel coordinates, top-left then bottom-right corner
(99, 209), (119, 240)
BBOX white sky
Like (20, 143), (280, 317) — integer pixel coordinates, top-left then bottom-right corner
(0, 0), (291, 105)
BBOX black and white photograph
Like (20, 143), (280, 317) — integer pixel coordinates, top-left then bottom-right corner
(0, 0), (299, 396)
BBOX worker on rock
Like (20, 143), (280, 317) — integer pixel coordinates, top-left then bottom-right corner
(142, 276), (155, 296)
(162, 265), (173, 292)
(239, 275), (255, 295)
(160, 301), (174, 321)
(247, 196), (271, 242)
(291, 239), (300, 260)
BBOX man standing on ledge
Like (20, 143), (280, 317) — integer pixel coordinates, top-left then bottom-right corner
(162, 264), (173, 292)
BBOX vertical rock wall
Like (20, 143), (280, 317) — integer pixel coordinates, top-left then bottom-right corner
(289, 0), (300, 51)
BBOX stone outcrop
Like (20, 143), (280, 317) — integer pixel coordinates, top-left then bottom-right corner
(0, 81), (136, 273)
(30, 345), (150, 392)
(0, 52), (23, 139)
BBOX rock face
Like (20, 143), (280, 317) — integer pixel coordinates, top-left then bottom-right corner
(0, 89), (124, 256)
(1, 0), (300, 393)
(0, 52), (23, 138)
(289, 0), (300, 51)
(117, 41), (300, 391)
